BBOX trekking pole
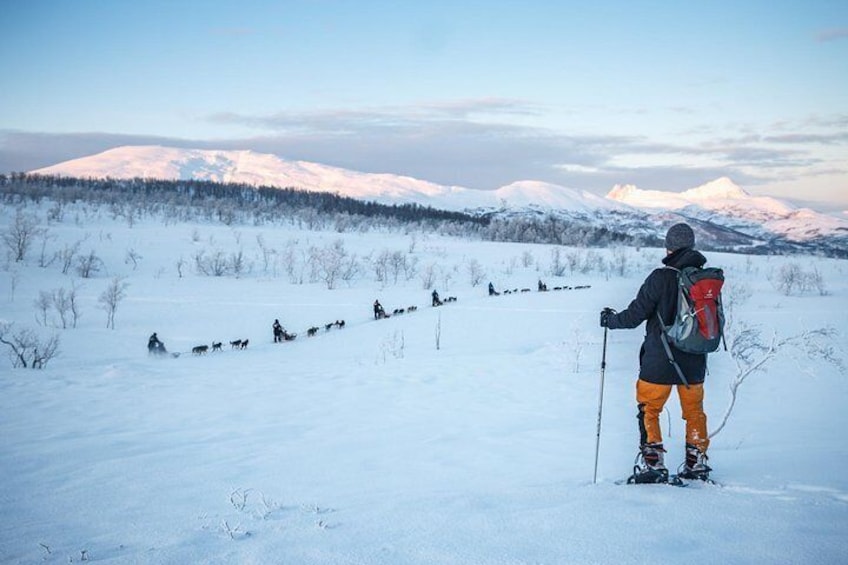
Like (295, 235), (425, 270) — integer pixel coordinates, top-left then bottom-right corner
(593, 326), (608, 484)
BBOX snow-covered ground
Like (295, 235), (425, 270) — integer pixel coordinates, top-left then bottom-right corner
(1, 203), (846, 564)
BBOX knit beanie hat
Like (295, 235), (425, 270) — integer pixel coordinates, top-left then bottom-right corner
(665, 223), (695, 251)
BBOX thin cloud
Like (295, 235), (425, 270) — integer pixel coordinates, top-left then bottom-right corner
(815, 28), (848, 42)
(207, 99), (545, 134)
(764, 132), (848, 145)
(417, 98), (545, 118)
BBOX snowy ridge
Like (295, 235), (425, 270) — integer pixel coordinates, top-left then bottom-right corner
(31, 146), (630, 213)
(33, 146), (470, 208)
(607, 177), (795, 220)
(31, 145), (848, 250)
(606, 177), (848, 245)
(491, 180), (626, 212)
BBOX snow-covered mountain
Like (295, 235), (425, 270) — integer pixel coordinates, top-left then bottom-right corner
(490, 180), (625, 213)
(32, 146), (475, 209)
(31, 145), (848, 255)
(607, 177), (847, 245)
(607, 177), (794, 220)
(32, 146), (619, 214)
(608, 177), (795, 220)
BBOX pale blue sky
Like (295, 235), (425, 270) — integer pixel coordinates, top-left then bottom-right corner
(1, 1), (846, 209)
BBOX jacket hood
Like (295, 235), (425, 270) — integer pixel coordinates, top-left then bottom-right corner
(662, 247), (707, 269)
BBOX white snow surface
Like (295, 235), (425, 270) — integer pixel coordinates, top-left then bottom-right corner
(1, 203), (847, 564)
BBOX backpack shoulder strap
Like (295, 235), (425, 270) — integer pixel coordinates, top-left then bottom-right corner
(656, 326), (691, 388)
(657, 264), (691, 388)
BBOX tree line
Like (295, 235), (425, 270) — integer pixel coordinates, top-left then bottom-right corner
(0, 173), (656, 248)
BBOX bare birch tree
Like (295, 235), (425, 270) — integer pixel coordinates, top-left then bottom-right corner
(99, 277), (129, 330)
(2, 210), (46, 262)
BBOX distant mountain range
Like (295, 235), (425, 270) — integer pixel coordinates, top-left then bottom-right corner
(32, 145), (848, 256)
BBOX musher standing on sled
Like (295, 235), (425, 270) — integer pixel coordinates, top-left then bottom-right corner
(599, 223), (712, 483)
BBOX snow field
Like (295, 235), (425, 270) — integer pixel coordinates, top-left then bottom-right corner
(1, 205), (847, 564)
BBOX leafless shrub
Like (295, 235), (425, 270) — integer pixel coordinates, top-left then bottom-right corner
(420, 262), (438, 289)
(711, 324), (842, 438)
(0, 322), (60, 369)
(388, 250), (408, 284)
(772, 262), (827, 296)
(2, 209), (46, 262)
(8, 269), (19, 302)
(550, 248), (567, 277)
(571, 324), (584, 373)
(255, 234), (277, 275)
(68, 282), (82, 328)
(368, 249), (391, 284)
(802, 267), (827, 295)
(57, 240), (82, 275)
(467, 258), (486, 287)
(46, 202), (64, 223)
(219, 520), (248, 540)
(317, 240), (358, 289)
(98, 277), (129, 330)
(609, 247), (629, 277)
(37, 231), (57, 268)
(51, 288), (73, 329)
(76, 250), (103, 278)
(194, 249), (231, 276)
(722, 281), (752, 331)
(229, 249), (248, 278)
(125, 248), (142, 270)
(34, 291), (51, 326)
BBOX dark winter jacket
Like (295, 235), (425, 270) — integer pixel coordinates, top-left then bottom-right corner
(607, 247), (708, 385)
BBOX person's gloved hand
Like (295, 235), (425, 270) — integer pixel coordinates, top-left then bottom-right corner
(599, 307), (617, 328)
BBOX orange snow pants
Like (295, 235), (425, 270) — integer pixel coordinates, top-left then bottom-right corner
(636, 379), (709, 453)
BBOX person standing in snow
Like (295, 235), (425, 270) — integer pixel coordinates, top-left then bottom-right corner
(273, 319), (283, 343)
(599, 223), (712, 483)
(431, 289), (442, 306)
(374, 300), (386, 319)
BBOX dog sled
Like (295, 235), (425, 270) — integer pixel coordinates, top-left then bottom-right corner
(148, 333), (180, 358)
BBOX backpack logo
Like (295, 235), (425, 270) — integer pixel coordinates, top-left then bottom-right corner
(659, 266), (725, 354)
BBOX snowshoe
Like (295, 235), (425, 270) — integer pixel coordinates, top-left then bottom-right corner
(626, 466), (669, 484)
(676, 467), (712, 481)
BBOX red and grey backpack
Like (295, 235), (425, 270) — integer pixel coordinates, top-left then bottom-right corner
(657, 266), (725, 384)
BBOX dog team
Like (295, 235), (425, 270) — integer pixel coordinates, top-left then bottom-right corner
(489, 280), (591, 296)
(155, 281), (571, 357)
(191, 339), (247, 355)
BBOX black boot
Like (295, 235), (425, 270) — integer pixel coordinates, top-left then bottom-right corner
(627, 443), (669, 484)
(677, 443), (712, 481)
